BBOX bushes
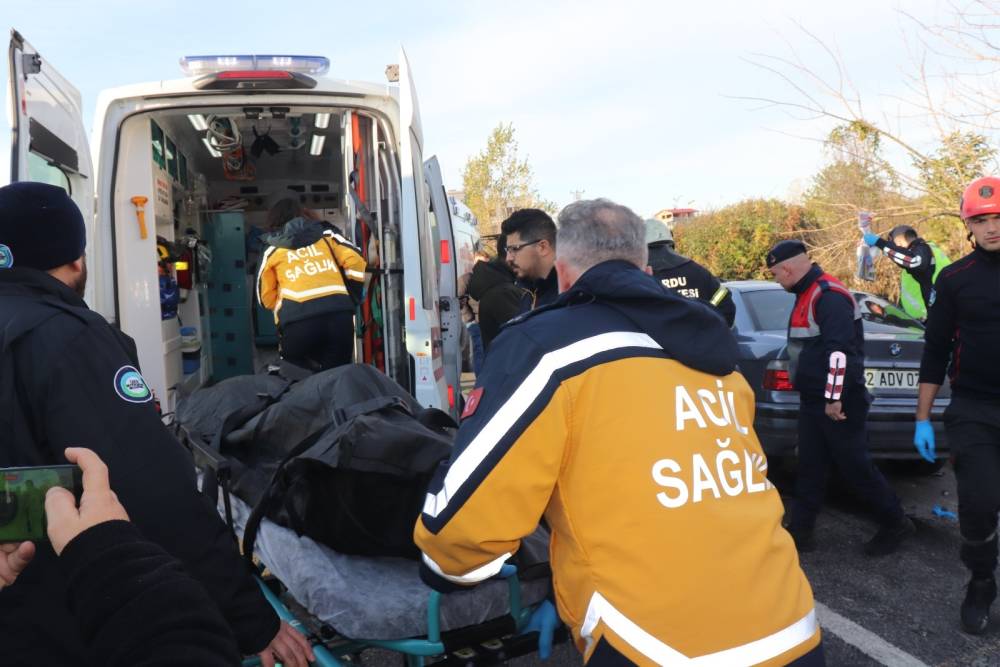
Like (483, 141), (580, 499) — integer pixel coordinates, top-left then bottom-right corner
(674, 199), (805, 281)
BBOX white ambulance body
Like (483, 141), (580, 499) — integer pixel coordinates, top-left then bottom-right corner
(7, 30), (465, 418)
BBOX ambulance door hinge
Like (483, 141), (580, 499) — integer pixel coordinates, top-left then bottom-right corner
(22, 53), (41, 76)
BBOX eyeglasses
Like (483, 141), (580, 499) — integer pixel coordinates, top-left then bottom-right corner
(505, 239), (543, 255)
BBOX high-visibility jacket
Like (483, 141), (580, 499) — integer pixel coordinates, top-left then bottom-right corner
(898, 241), (950, 320)
(256, 217), (366, 326)
(415, 260), (820, 666)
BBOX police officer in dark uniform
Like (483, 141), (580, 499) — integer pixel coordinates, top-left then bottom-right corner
(0, 183), (313, 667)
(914, 176), (1000, 634)
(767, 240), (913, 555)
(645, 218), (735, 326)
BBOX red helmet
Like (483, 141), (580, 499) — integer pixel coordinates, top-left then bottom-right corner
(960, 177), (1000, 220)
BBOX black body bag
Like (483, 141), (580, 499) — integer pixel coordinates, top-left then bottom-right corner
(243, 396), (454, 561)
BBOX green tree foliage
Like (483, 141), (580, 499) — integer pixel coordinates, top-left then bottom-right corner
(674, 199), (807, 280)
(461, 123), (557, 238)
(914, 132), (997, 253)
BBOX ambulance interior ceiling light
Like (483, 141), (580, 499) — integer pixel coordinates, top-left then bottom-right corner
(310, 134), (326, 156)
(201, 137), (222, 158)
(188, 114), (209, 131)
(179, 55), (330, 76)
(314, 113), (331, 129)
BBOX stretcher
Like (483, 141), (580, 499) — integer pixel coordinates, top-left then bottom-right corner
(192, 442), (559, 666)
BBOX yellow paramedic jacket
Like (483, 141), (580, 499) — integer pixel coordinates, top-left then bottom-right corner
(415, 260), (819, 666)
(256, 217), (366, 326)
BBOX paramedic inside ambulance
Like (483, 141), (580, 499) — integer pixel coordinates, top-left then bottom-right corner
(257, 198), (367, 371)
(415, 198), (825, 665)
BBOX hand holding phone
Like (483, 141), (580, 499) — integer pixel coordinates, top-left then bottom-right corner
(1, 542), (35, 591)
(45, 448), (130, 556)
(0, 462), (82, 543)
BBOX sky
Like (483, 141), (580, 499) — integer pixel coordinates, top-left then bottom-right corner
(2, 0), (958, 217)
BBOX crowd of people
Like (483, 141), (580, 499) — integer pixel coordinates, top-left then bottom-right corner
(1, 175), (999, 666)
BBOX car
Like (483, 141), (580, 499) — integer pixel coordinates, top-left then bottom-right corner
(726, 280), (949, 463)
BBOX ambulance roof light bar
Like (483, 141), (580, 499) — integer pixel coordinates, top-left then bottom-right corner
(179, 55), (330, 77)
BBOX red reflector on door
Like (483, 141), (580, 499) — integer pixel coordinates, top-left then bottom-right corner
(409, 297), (416, 321)
(447, 384), (455, 408)
(441, 240), (450, 264)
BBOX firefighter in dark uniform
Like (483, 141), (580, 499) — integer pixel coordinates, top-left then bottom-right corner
(645, 218), (735, 326)
(0, 183), (313, 667)
(914, 176), (1000, 634)
(767, 240), (914, 555)
(862, 224), (950, 320)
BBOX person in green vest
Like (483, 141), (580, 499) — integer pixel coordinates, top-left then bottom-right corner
(863, 224), (951, 320)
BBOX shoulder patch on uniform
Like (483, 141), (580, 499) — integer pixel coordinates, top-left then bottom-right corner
(0, 243), (13, 269)
(114, 365), (153, 403)
(928, 288), (936, 307)
(461, 387), (484, 419)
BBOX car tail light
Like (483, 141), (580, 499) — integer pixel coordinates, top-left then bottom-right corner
(763, 364), (795, 391)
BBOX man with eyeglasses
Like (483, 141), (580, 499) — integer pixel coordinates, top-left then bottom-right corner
(501, 209), (559, 313)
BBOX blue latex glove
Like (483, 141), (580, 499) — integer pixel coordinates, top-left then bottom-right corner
(522, 600), (558, 660)
(914, 420), (936, 463)
(862, 232), (880, 247)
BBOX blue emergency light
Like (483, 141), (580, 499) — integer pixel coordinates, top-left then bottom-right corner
(179, 55), (330, 77)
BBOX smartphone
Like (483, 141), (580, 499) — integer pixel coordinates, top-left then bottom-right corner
(0, 465), (83, 542)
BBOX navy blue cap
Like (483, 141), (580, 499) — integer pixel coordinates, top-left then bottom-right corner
(766, 240), (807, 268)
(0, 182), (86, 271)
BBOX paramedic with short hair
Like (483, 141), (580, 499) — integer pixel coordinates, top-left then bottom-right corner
(415, 198), (824, 666)
(767, 240), (912, 557)
(0, 182), (313, 667)
(914, 177), (1000, 634)
(257, 198), (367, 370)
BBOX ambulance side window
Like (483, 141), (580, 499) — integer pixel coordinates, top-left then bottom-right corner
(411, 135), (435, 310)
(425, 179), (442, 265)
(27, 151), (70, 193)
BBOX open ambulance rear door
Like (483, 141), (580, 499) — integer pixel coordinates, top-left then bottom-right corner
(7, 30), (95, 302)
(398, 49), (451, 415)
(423, 155), (463, 414)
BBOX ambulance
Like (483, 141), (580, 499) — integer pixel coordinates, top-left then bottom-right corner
(7, 30), (473, 418)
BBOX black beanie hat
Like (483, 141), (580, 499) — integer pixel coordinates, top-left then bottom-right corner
(766, 240), (807, 268)
(0, 182), (86, 271)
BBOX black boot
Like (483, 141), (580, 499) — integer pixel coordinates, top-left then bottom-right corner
(961, 577), (997, 635)
(863, 516), (915, 557)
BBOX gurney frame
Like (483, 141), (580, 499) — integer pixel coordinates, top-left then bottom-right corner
(187, 436), (551, 666)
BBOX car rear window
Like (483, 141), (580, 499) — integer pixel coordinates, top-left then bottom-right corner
(742, 289), (795, 331)
(741, 287), (926, 334)
(854, 294), (925, 333)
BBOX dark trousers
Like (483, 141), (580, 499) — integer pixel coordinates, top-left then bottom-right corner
(586, 637), (826, 666)
(279, 311), (355, 371)
(946, 396), (1000, 579)
(789, 396), (903, 530)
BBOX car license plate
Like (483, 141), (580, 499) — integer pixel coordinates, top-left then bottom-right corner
(865, 368), (919, 390)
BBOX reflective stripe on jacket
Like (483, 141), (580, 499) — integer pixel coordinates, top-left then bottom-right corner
(415, 261), (820, 665)
(787, 265), (866, 405)
(257, 229), (366, 326)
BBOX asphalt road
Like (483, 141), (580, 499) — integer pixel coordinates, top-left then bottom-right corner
(353, 459), (997, 667)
